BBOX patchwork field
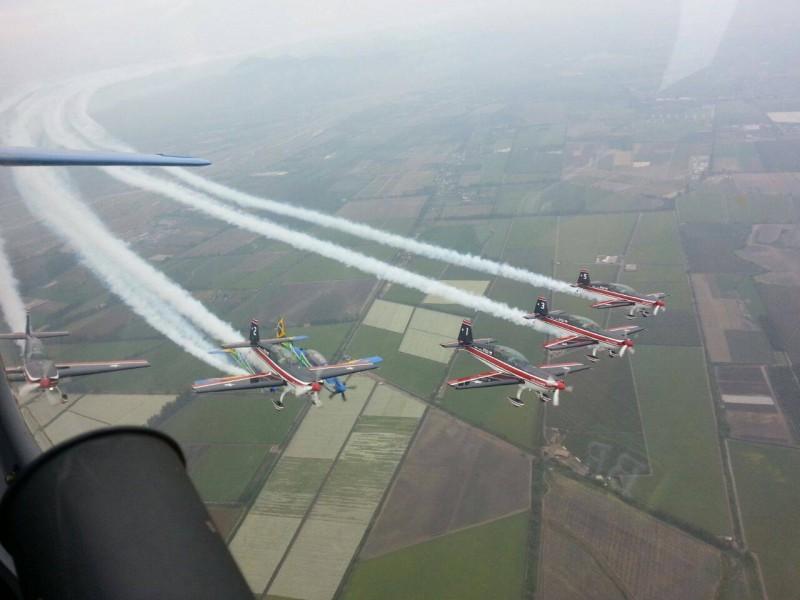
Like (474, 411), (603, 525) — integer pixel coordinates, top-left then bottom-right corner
(341, 511), (529, 600)
(361, 409), (531, 559)
(729, 440), (800, 600)
(629, 346), (732, 536)
(539, 475), (722, 600)
(267, 385), (424, 600)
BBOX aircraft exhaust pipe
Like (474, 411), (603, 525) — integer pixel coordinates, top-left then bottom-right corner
(0, 427), (251, 599)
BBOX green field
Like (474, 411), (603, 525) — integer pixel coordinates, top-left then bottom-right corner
(161, 392), (303, 444)
(625, 212), (685, 266)
(345, 324), (447, 399)
(629, 346), (731, 536)
(729, 440), (800, 600)
(189, 444), (273, 503)
(341, 512), (529, 600)
(556, 213), (637, 265)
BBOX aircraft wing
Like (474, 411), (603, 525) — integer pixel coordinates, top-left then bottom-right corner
(543, 335), (597, 351)
(536, 362), (591, 377)
(192, 372), (286, 394)
(3, 366), (25, 382)
(0, 146), (210, 167)
(446, 370), (522, 390)
(55, 360), (150, 378)
(306, 356), (382, 379)
(606, 324), (645, 337)
(591, 299), (634, 309)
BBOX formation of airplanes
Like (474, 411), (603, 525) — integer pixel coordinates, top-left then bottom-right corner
(442, 269), (665, 407)
(0, 145), (667, 413)
(192, 319), (382, 410)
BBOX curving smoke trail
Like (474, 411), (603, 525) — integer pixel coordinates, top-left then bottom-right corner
(3, 91), (242, 374)
(0, 233), (27, 336)
(48, 91), (559, 335)
(0, 86), (40, 347)
(68, 80), (601, 303)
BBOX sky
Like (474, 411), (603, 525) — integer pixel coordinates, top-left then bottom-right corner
(0, 0), (742, 94)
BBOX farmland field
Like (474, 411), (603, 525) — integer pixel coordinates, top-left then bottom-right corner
(539, 475), (722, 600)
(728, 440), (800, 600)
(341, 512), (529, 600)
(629, 346), (732, 536)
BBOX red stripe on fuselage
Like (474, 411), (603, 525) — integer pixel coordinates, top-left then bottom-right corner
(253, 347), (308, 386)
(540, 317), (624, 346)
(465, 346), (551, 388)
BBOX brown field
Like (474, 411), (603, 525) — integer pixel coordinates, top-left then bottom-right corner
(180, 228), (259, 257)
(360, 409), (531, 559)
(732, 173), (800, 195)
(206, 505), (243, 540)
(539, 475), (721, 600)
(716, 365), (771, 396)
(758, 283), (800, 364)
(236, 251), (290, 272)
(336, 196), (427, 220)
(390, 170), (435, 196)
(268, 279), (375, 324)
(691, 273), (762, 363)
(440, 203), (494, 219)
(738, 225), (800, 287)
(67, 305), (135, 339)
(726, 406), (793, 444)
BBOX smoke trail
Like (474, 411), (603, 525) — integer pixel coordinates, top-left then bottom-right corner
(0, 234), (27, 340)
(51, 98), (559, 336)
(68, 83), (601, 303)
(3, 91), (241, 374)
(0, 90), (31, 339)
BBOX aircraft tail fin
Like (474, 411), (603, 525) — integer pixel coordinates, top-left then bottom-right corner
(441, 319), (475, 348)
(458, 319), (474, 345)
(249, 319), (260, 347)
(577, 269), (591, 287)
(275, 318), (287, 339)
(534, 296), (549, 317)
(0, 314), (68, 340)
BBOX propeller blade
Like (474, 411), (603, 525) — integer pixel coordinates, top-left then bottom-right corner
(341, 393), (347, 402)
(619, 344), (627, 358)
(311, 391), (322, 407)
(553, 388), (560, 406)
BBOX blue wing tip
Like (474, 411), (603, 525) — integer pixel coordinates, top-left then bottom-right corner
(365, 356), (383, 364)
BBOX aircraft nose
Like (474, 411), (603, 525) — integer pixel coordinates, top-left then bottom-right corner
(624, 339), (634, 347)
(556, 380), (566, 391)
(311, 381), (322, 392)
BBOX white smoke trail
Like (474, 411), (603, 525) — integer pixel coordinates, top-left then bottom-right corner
(0, 234), (27, 343)
(0, 91), (31, 339)
(68, 82), (601, 302)
(3, 91), (241, 374)
(50, 97), (558, 336)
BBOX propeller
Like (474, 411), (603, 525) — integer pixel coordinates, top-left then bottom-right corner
(310, 381), (323, 407)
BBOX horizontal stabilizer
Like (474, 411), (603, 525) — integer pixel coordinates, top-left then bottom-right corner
(0, 330), (69, 340)
(440, 337), (495, 348)
(221, 335), (309, 349)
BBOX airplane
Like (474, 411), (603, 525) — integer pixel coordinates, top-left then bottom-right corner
(575, 269), (666, 319)
(440, 319), (590, 406)
(192, 319), (382, 410)
(0, 314), (150, 400)
(524, 296), (644, 362)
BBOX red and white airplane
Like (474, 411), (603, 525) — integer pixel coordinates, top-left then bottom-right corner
(441, 319), (590, 406)
(193, 319), (382, 410)
(524, 296), (644, 362)
(575, 269), (666, 319)
(1, 314), (149, 400)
